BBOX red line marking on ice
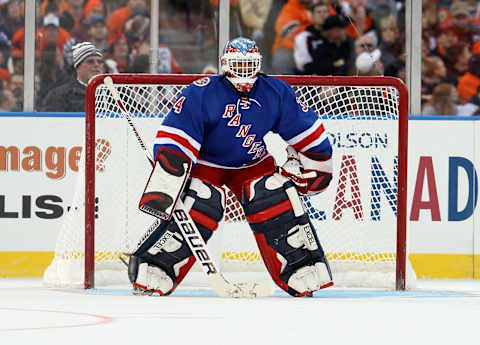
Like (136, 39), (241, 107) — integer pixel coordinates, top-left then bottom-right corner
(0, 307), (114, 332)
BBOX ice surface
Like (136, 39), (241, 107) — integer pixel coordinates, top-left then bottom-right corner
(0, 278), (479, 345)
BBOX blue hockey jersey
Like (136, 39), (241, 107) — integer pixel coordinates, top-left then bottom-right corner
(153, 75), (332, 169)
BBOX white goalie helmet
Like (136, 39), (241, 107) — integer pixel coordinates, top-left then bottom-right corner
(221, 37), (262, 93)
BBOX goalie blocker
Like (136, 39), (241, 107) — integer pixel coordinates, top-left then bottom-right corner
(139, 148), (192, 220)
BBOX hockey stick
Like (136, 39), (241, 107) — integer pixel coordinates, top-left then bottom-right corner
(103, 76), (274, 298)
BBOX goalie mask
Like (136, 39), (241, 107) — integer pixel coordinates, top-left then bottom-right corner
(221, 37), (262, 93)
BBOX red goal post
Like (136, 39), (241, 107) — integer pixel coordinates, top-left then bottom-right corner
(44, 74), (409, 291)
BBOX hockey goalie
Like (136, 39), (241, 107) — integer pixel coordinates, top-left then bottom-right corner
(131, 37), (334, 297)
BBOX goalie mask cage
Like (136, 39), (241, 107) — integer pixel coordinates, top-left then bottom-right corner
(43, 74), (412, 291)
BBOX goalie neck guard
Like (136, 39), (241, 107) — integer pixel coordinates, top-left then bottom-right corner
(221, 37), (262, 93)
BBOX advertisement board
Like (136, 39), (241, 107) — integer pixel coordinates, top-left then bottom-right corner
(1, 114), (479, 279)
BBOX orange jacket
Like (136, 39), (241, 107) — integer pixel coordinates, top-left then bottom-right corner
(272, 0), (312, 54)
(329, 5), (374, 38)
(107, 7), (132, 43)
(83, 0), (105, 17)
(346, 11), (374, 38)
(12, 26), (71, 55)
(0, 68), (10, 83)
(457, 72), (480, 104)
(472, 41), (480, 54)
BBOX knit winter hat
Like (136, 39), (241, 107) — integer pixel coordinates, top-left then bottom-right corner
(72, 42), (103, 68)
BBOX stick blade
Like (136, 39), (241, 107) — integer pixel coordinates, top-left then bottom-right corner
(210, 274), (274, 298)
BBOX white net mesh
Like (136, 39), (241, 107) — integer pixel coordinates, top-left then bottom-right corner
(43, 75), (414, 289)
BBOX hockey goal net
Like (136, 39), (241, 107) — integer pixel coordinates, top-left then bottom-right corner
(43, 74), (413, 291)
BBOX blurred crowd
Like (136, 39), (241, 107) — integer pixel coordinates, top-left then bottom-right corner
(0, 0), (478, 115)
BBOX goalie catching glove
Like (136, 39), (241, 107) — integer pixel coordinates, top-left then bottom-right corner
(279, 146), (332, 196)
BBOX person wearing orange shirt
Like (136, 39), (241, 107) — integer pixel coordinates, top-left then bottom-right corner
(0, 0), (24, 40)
(105, 33), (130, 73)
(457, 54), (480, 105)
(12, 13), (71, 56)
(442, 1), (479, 49)
(70, 0), (106, 41)
(271, 0), (314, 74)
(106, 0), (146, 45)
(57, 0), (86, 32)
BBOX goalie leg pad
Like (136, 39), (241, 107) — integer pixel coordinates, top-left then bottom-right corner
(129, 178), (224, 295)
(242, 172), (333, 297)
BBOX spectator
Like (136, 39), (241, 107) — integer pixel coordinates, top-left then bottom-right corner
(344, 0), (377, 41)
(422, 55), (448, 96)
(431, 25), (459, 61)
(61, 12), (105, 72)
(40, 41), (104, 112)
(69, 0), (106, 41)
(457, 53), (480, 104)
(0, 0), (23, 40)
(105, 33), (130, 73)
(12, 13), (71, 56)
(83, 0), (105, 21)
(0, 88), (17, 112)
(294, 1), (330, 74)
(120, 9), (183, 75)
(40, 13), (71, 54)
(8, 72), (23, 110)
(107, 0), (146, 45)
(237, 0), (273, 44)
(59, 0), (86, 32)
(447, 1), (479, 48)
(38, 44), (69, 100)
(86, 15), (108, 52)
(122, 6), (149, 47)
(271, 0), (314, 74)
(422, 83), (478, 116)
(355, 48), (383, 76)
(422, 0), (438, 41)
(354, 32), (377, 57)
(445, 42), (472, 83)
(299, 14), (355, 76)
(378, 14), (404, 73)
